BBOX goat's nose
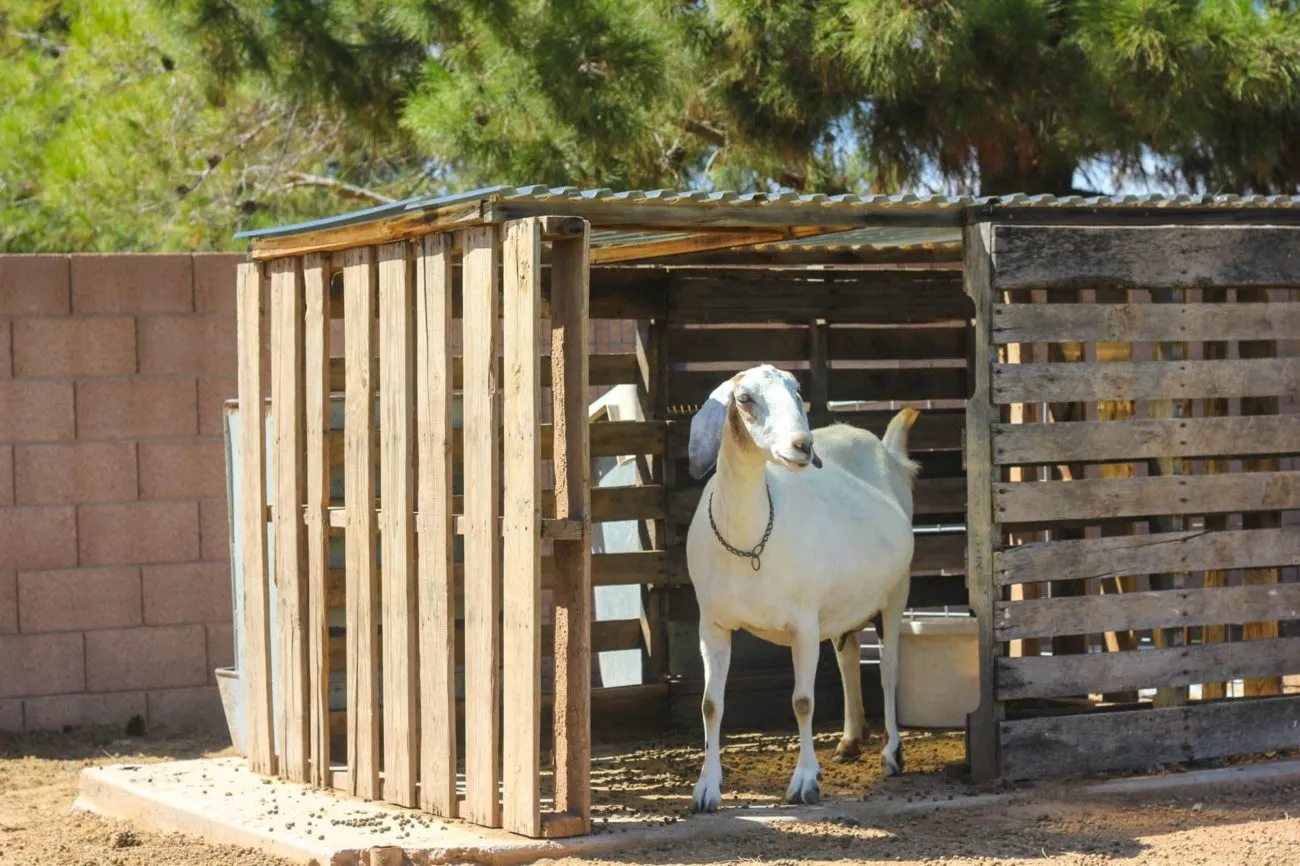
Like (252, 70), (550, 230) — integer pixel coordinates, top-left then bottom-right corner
(791, 433), (812, 457)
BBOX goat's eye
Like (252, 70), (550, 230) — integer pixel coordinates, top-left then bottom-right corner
(736, 392), (751, 404)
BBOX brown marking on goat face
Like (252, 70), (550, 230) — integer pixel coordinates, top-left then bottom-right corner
(725, 382), (761, 458)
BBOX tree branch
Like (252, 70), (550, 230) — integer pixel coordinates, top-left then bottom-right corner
(280, 171), (395, 204)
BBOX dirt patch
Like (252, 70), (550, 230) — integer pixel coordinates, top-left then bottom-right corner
(3, 724), (1300, 865)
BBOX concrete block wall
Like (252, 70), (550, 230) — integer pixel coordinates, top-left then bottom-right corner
(0, 253), (241, 735)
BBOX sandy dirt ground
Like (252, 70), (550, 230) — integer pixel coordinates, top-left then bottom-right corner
(2, 723), (1299, 866)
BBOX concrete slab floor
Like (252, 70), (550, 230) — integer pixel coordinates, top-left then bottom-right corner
(73, 756), (1300, 866)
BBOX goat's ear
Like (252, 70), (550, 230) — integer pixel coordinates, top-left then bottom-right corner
(688, 379), (732, 479)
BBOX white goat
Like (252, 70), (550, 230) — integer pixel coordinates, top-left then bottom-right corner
(685, 364), (919, 812)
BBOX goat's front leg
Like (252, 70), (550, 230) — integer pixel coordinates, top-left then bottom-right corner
(832, 629), (866, 763)
(692, 621), (732, 813)
(785, 625), (822, 805)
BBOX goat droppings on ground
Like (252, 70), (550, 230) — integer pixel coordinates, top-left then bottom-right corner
(109, 829), (141, 849)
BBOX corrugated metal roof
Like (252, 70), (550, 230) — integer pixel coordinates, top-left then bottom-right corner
(237, 184), (1300, 243)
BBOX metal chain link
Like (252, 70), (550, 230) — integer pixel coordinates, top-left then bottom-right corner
(708, 483), (774, 571)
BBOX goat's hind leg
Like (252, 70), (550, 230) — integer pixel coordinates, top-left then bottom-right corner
(878, 578), (910, 776)
(785, 625), (822, 805)
(692, 621), (732, 813)
(832, 629), (866, 763)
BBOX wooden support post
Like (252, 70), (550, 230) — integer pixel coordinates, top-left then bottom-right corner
(237, 261), (276, 776)
(1238, 286), (1283, 697)
(302, 253), (331, 786)
(462, 224), (502, 828)
(809, 319), (829, 422)
(1147, 287), (1192, 708)
(270, 256), (309, 782)
(502, 218), (544, 837)
(378, 242), (419, 807)
(634, 320), (666, 686)
(1095, 286), (1139, 704)
(1199, 287), (1230, 701)
(550, 224), (593, 832)
(343, 246), (381, 799)
(416, 233), (459, 817)
(963, 223), (1002, 781)
(1001, 309), (1041, 661)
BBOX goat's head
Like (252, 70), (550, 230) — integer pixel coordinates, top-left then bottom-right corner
(687, 364), (822, 479)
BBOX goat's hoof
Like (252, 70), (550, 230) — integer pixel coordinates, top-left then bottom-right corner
(881, 747), (904, 777)
(692, 779), (722, 814)
(785, 768), (821, 805)
(833, 738), (862, 764)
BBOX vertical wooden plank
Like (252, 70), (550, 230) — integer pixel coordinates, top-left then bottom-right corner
(1199, 286), (1230, 701)
(416, 234), (458, 817)
(344, 246), (380, 800)
(270, 257), (309, 782)
(964, 223), (1001, 781)
(1001, 318), (1041, 661)
(1148, 287), (1192, 708)
(1238, 286), (1283, 697)
(462, 224), (502, 828)
(808, 319), (829, 422)
(379, 242), (419, 807)
(302, 254), (331, 787)
(634, 320), (665, 685)
(501, 219), (543, 837)
(237, 261), (276, 776)
(551, 225), (593, 829)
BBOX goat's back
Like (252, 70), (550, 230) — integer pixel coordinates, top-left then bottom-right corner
(812, 422), (916, 519)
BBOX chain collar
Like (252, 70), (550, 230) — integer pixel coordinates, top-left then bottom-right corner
(708, 483), (774, 571)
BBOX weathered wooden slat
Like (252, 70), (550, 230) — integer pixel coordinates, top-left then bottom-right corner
(377, 243), (418, 808)
(416, 233), (458, 818)
(1000, 695), (1300, 780)
(461, 224), (502, 829)
(995, 526), (1300, 586)
(996, 636), (1300, 700)
(549, 226), (593, 833)
(236, 261), (275, 776)
(325, 352), (638, 392)
(269, 257), (309, 783)
(994, 582), (1300, 642)
(993, 471), (1300, 525)
(992, 415), (1300, 465)
(991, 301), (1300, 344)
(828, 367), (969, 402)
(911, 532), (967, 574)
(302, 253), (331, 787)
(501, 219), (544, 837)
(342, 246), (380, 800)
(991, 225), (1300, 291)
(251, 201), (483, 260)
(992, 357), (1300, 404)
(827, 325), (968, 361)
(667, 326), (809, 363)
(668, 271), (972, 324)
(962, 222), (1002, 782)
(666, 475), (966, 523)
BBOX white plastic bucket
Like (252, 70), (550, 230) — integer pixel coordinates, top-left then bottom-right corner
(895, 615), (980, 729)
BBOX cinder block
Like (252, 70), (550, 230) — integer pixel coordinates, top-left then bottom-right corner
(85, 625), (207, 692)
(0, 446), (12, 506)
(147, 685), (226, 733)
(23, 690), (147, 733)
(198, 377), (237, 437)
(14, 442), (137, 505)
(142, 562), (231, 625)
(0, 571), (16, 634)
(0, 632), (85, 698)
(78, 501), (199, 566)
(70, 254), (193, 314)
(0, 380), (75, 443)
(138, 439), (224, 501)
(0, 321), (11, 378)
(200, 499), (230, 561)
(206, 623), (234, 678)
(76, 378), (197, 439)
(0, 506), (76, 570)
(193, 254), (242, 315)
(0, 699), (21, 732)
(13, 317), (136, 378)
(138, 315), (235, 377)
(0, 255), (70, 316)
(18, 567), (142, 633)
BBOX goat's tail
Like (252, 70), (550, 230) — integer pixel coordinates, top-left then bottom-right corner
(882, 408), (921, 484)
